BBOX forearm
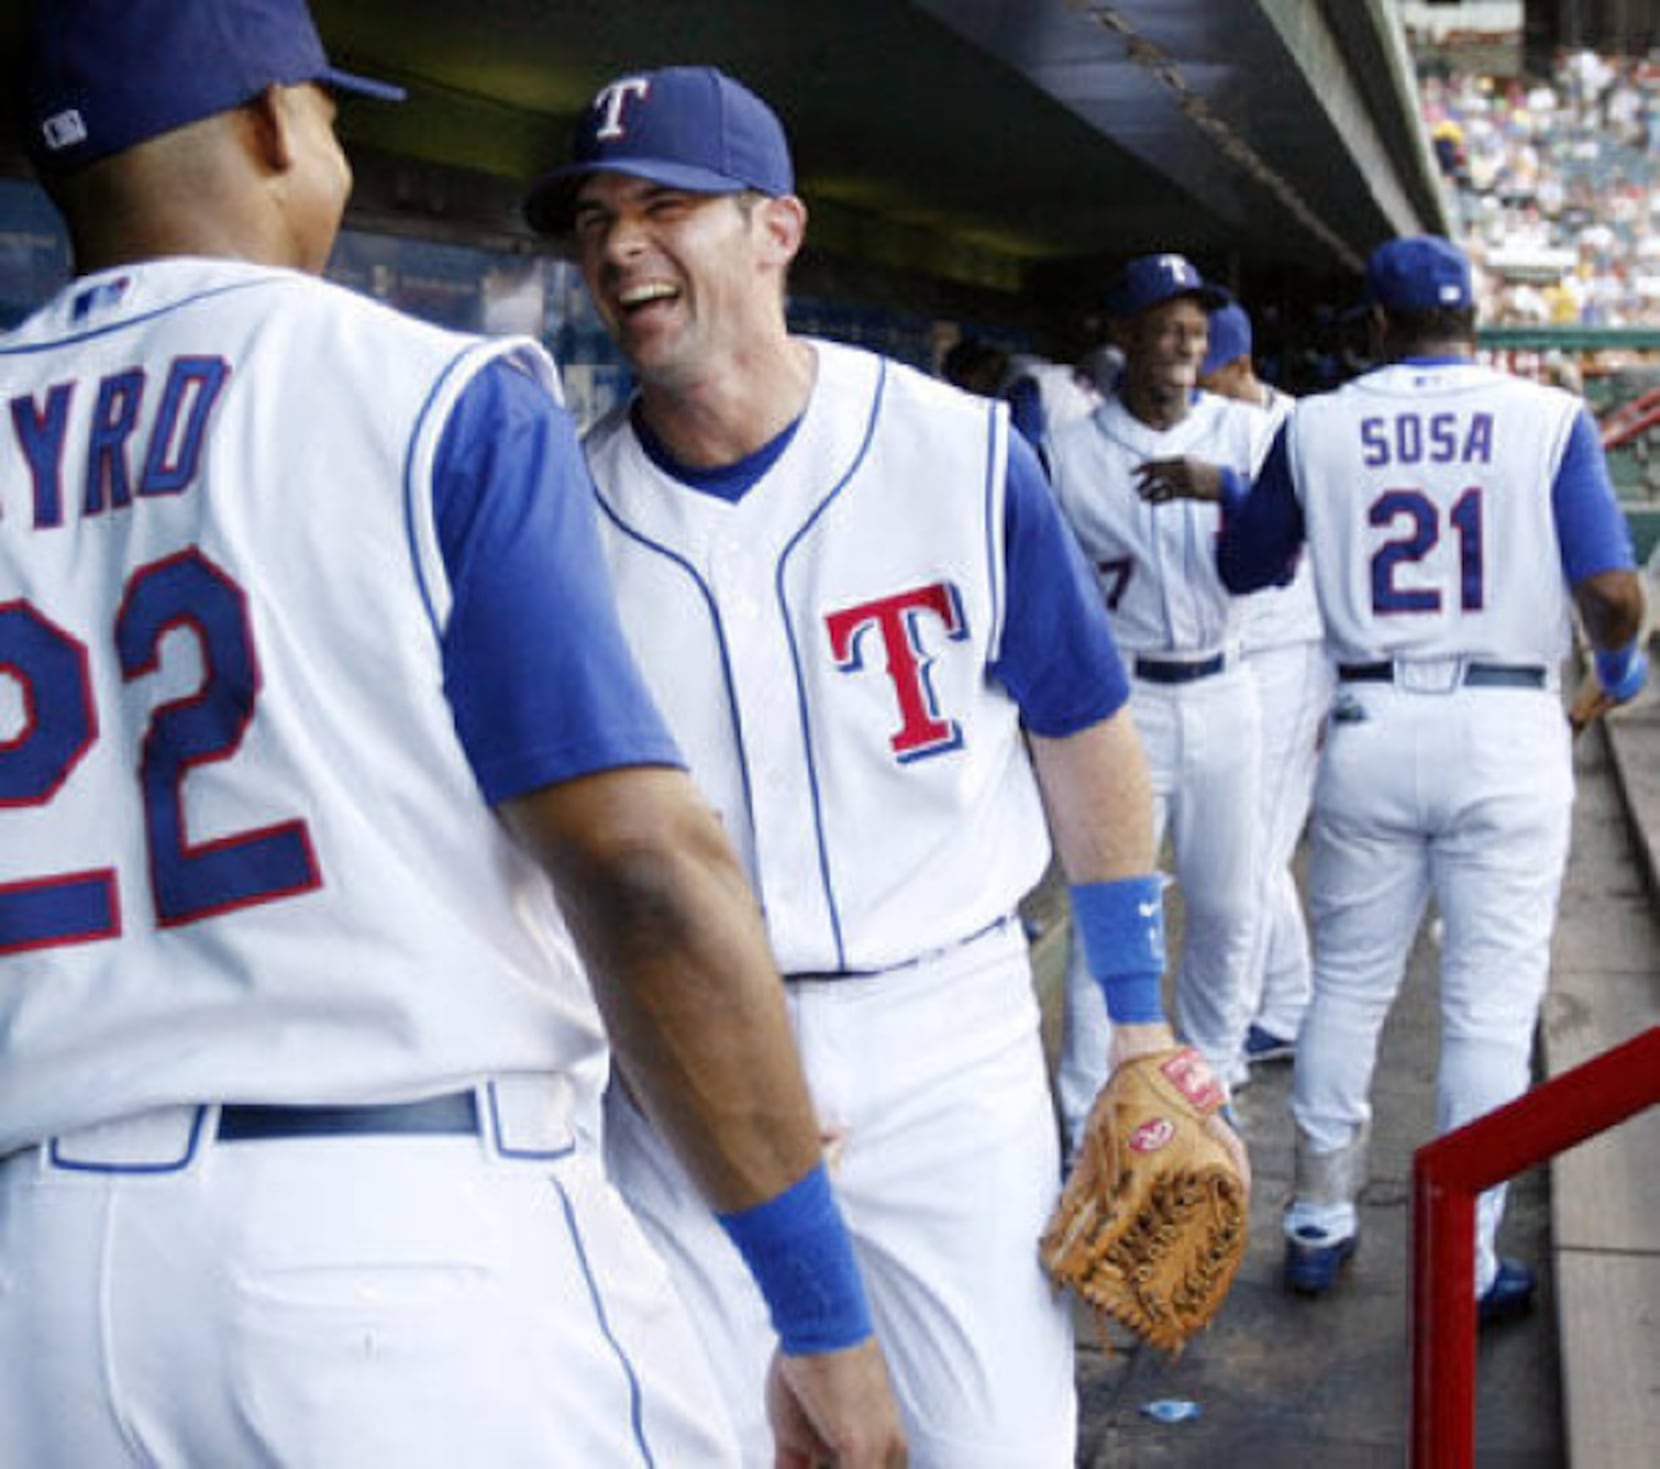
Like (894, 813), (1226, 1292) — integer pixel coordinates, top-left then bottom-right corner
(1575, 567), (1646, 650)
(1027, 707), (1155, 882)
(503, 772), (818, 1210)
(1030, 711), (1174, 1056)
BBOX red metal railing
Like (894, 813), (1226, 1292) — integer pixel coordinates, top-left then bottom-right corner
(1410, 1024), (1660, 1466)
(1601, 386), (1660, 449)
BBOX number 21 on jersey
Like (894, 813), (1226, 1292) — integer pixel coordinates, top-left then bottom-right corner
(1368, 486), (1484, 615)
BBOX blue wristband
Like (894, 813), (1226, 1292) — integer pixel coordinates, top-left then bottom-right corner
(1595, 641), (1648, 703)
(716, 1162), (873, 1355)
(1069, 875), (1167, 1023)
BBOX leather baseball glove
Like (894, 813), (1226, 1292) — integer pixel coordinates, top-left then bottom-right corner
(1040, 1047), (1247, 1352)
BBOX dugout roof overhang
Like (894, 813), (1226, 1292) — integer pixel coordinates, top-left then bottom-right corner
(0, 0), (1450, 329)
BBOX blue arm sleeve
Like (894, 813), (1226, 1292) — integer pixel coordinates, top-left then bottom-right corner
(991, 433), (1132, 735)
(1553, 408), (1637, 585)
(1217, 422), (1306, 592)
(434, 359), (684, 805)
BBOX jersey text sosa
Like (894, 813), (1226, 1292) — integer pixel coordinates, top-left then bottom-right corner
(1359, 410), (1493, 468)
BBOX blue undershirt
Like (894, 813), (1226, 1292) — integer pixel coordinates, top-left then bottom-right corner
(632, 407), (1129, 736)
(432, 360), (684, 805)
(1217, 355), (1636, 594)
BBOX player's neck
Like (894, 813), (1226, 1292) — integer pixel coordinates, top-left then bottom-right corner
(1120, 376), (1192, 432)
(1385, 333), (1474, 364)
(636, 335), (816, 469)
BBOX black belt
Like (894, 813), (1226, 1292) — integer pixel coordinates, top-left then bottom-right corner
(1134, 653), (1226, 684)
(785, 916), (1011, 984)
(216, 1091), (479, 1143)
(1337, 661), (1547, 690)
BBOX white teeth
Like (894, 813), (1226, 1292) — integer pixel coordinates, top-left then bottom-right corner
(618, 282), (677, 307)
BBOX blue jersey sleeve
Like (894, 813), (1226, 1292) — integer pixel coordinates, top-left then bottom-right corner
(992, 433), (1131, 735)
(434, 359), (684, 805)
(1217, 423), (1306, 592)
(1554, 408), (1637, 585)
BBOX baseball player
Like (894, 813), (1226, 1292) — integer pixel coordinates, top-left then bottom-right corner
(1045, 256), (1277, 1154)
(0, 6), (905, 1466)
(1198, 300), (1332, 1068)
(1183, 235), (1646, 1314)
(523, 67), (1246, 1467)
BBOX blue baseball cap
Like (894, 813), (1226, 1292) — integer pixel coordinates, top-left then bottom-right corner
(1106, 253), (1228, 319)
(524, 66), (794, 235)
(1364, 236), (1474, 312)
(23, 0), (404, 184)
(1200, 301), (1253, 376)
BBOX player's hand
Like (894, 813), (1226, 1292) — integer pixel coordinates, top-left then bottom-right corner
(767, 1341), (907, 1467)
(1135, 456), (1224, 505)
(1567, 666), (1617, 737)
(1108, 1020), (1180, 1066)
(1106, 1023), (1252, 1198)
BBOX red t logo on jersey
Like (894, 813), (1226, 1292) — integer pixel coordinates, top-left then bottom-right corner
(824, 582), (968, 762)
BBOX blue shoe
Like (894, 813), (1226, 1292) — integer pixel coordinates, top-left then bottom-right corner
(1478, 1259), (1535, 1326)
(1244, 1024), (1296, 1064)
(1284, 1226), (1358, 1295)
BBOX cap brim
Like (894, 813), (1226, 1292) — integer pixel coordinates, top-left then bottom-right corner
(1107, 284), (1231, 319)
(322, 66), (406, 104)
(524, 158), (749, 235)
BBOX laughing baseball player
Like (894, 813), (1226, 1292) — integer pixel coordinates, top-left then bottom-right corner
(0, 5), (904, 1464)
(1195, 235), (1645, 1313)
(1046, 256), (1277, 1155)
(525, 67), (1246, 1465)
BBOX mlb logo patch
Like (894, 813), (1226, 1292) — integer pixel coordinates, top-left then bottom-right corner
(42, 109), (87, 152)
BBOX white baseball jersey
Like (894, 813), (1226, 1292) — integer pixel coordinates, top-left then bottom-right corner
(0, 259), (604, 1151)
(1286, 362), (1582, 667)
(1047, 392), (1275, 656)
(585, 340), (1051, 974)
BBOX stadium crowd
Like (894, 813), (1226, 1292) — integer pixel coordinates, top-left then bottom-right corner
(1421, 47), (1660, 325)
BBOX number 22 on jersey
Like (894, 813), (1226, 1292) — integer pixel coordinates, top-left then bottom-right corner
(0, 547), (321, 955)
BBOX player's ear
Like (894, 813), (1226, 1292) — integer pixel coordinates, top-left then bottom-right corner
(753, 193), (807, 268)
(242, 84), (297, 175)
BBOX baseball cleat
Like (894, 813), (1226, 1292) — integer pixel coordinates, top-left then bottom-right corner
(1478, 1258), (1536, 1326)
(1243, 1024), (1296, 1064)
(1283, 1226), (1357, 1295)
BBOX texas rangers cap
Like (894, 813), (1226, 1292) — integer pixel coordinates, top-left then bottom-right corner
(1364, 236), (1474, 312)
(23, 0), (405, 184)
(1200, 301), (1253, 376)
(524, 66), (794, 235)
(1106, 254), (1229, 319)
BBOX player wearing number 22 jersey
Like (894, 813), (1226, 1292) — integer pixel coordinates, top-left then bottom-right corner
(0, 4), (907, 1463)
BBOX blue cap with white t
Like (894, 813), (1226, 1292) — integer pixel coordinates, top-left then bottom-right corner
(23, 0), (404, 184)
(524, 66), (795, 235)
(1106, 254), (1229, 319)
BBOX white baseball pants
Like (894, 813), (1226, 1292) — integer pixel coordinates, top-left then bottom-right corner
(606, 920), (1076, 1469)
(1241, 639), (1332, 1043)
(1058, 662), (1263, 1148)
(0, 1085), (737, 1468)
(1288, 682), (1573, 1292)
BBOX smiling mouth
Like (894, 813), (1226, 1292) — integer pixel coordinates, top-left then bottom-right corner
(616, 281), (679, 315)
